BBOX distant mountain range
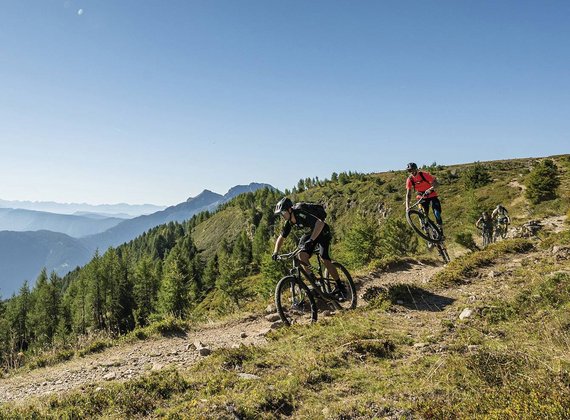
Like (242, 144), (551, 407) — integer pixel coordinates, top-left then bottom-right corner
(0, 199), (166, 217)
(0, 231), (91, 297)
(0, 208), (124, 237)
(0, 183), (275, 297)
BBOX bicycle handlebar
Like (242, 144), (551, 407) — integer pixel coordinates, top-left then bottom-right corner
(276, 248), (302, 261)
(408, 190), (432, 210)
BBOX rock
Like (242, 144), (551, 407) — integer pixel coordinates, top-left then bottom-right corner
(169, 350), (179, 356)
(413, 342), (428, 348)
(237, 373), (261, 380)
(265, 313), (281, 322)
(186, 343), (195, 351)
(240, 332), (248, 339)
(467, 345), (479, 352)
(270, 321), (283, 330)
(95, 387), (103, 392)
(198, 347), (212, 357)
(55, 380), (63, 385)
(266, 304), (276, 314)
(322, 310), (332, 317)
(257, 328), (272, 337)
(488, 271), (495, 278)
(103, 372), (117, 381)
(193, 340), (205, 350)
(151, 363), (164, 371)
(459, 308), (473, 320)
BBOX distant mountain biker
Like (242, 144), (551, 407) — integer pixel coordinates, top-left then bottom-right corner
(476, 211), (494, 244)
(405, 162), (444, 237)
(491, 204), (510, 225)
(272, 197), (346, 297)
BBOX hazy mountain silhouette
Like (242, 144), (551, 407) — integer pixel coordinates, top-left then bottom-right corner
(0, 230), (90, 297)
(0, 208), (123, 237)
(0, 183), (274, 296)
(0, 199), (165, 217)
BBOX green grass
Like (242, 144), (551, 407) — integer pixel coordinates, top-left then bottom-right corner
(431, 238), (534, 287)
(4, 237), (570, 418)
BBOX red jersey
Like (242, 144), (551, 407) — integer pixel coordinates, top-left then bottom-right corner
(406, 171), (438, 199)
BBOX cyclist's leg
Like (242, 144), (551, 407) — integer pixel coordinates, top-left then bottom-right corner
(318, 238), (339, 281)
(431, 197), (443, 226)
(420, 199), (430, 218)
(298, 234), (315, 275)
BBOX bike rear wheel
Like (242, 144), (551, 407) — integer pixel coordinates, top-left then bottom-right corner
(323, 262), (357, 310)
(406, 209), (442, 243)
(275, 276), (317, 326)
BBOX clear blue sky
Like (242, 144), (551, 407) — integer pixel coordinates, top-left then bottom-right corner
(1, 1), (568, 205)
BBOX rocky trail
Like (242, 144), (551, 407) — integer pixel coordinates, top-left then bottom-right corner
(0, 215), (565, 405)
(0, 261), (447, 404)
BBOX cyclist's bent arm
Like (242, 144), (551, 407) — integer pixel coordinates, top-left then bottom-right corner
(431, 178), (439, 190)
(274, 235), (285, 254)
(310, 220), (325, 241)
(405, 189), (412, 209)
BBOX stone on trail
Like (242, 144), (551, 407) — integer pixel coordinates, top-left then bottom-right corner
(459, 308), (473, 320)
(265, 313), (281, 322)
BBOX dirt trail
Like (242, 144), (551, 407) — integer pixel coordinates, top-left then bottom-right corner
(0, 262), (445, 405)
(0, 315), (272, 403)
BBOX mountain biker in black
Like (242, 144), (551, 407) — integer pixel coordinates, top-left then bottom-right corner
(272, 197), (345, 295)
(476, 211), (493, 238)
(405, 162), (444, 236)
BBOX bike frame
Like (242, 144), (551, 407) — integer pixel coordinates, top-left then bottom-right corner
(277, 248), (341, 309)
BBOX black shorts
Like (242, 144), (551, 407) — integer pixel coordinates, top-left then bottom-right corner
(298, 233), (332, 261)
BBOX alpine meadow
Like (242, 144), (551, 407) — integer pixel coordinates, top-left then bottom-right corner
(1, 155), (569, 418)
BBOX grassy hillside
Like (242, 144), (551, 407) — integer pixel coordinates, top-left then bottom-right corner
(0, 155), (570, 418)
(2, 229), (569, 418)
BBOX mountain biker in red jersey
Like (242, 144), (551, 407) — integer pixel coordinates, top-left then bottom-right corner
(272, 197), (346, 297)
(405, 162), (444, 237)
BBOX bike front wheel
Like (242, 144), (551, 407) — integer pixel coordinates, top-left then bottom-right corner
(275, 276), (317, 326)
(436, 242), (450, 263)
(323, 262), (357, 310)
(406, 209), (442, 243)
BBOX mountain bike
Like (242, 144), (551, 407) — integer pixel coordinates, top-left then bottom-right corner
(274, 247), (356, 326)
(406, 192), (450, 263)
(493, 217), (509, 241)
(478, 226), (493, 247)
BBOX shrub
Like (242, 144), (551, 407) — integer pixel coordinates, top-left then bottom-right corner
(378, 218), (418, 258)
(462, 162), (492, 189)
(525, 159), (560, 204)
(343, 215), (381, 267)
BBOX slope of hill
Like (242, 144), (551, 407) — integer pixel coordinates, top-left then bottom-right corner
(0, 231), (90, 297)
(0, 155), (568, 417)
(81, 183), (273, 252)
(0, 208), (123, 237)
(1, 227), (569, 418)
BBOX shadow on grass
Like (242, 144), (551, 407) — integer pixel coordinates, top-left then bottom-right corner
(362, 283), (455, 312)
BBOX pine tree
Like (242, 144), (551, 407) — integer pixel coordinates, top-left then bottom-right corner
(343, 215), (381, 266)
(158, 248), (189, 318)
(133, 256), (160, 327)
(378, 218), (418, 257)
(462, 162), (492, 189)
(29, 269), (59, 347)
(525, 159), (560, 204)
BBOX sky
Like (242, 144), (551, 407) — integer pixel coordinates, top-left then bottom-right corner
(0, 1), (568, 206)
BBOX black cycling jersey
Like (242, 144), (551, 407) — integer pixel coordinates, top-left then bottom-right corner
(281, 208), (331, 239)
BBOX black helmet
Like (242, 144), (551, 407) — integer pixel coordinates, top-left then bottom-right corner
(406, 162), (418, 171)
(274, 197), (293, 214)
